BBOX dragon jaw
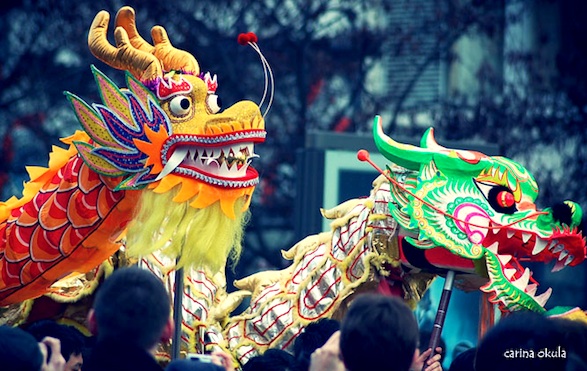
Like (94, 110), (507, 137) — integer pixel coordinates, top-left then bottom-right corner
(158, 129), (266, 188)
(479, 221), (585, 313)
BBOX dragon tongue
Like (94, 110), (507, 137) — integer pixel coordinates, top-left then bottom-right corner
(156, 147), (189, 181)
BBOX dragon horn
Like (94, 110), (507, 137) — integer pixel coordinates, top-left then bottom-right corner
(114, 6), (155, 53)
(114, 6), (199, 75)
(150, 26), (200, 75)
(88, 10), (162, 82)
(373, 116), (436, 170)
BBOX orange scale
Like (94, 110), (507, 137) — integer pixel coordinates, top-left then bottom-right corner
(0, 260), (24, 289)
(14, 208), (39, 228)
(39, 194), (69, 231)
(66, 190), (100, 228)
(30, 227), (63, 262)
(60, 225), (91, 254)
(32, 191), (53, 212)
(78, 163), (103, 194)
(6, 225), (33, 261)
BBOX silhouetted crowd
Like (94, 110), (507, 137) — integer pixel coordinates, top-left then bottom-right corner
(1, 267), (586, 370)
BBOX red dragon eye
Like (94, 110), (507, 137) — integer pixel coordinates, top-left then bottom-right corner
(497, 191), (515, 208)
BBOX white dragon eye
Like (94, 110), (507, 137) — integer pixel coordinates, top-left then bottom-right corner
(169, 96), (191, 116)
(206, 94), (222, 114)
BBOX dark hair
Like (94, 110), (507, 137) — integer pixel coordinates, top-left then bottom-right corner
(242, 349), (295, 371)
(25, 320), (86, 358)
(293, 318), (340, 371)
(475, 311), (568, 371)
(93, 267), (171, 349)
(166, 358), (225, 371)
(448, 347), (476, 371)
(339, 294), (419, 371)
(0, 325), (43, 371)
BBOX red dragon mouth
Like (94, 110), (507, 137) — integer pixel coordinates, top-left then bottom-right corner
(158, 130), (266, 188)
(480, 222), (585, 310)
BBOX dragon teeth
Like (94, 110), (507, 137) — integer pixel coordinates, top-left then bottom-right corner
(157, 147), (189, 181)
(553, 244), (564, 253)
(565, 254), (574, 266)
(504, 268), (517, 279)
(521, 232), (532, 243)
(497, 254), (512, 266)
(506, 230), (515, 239)
(487, 241), (499, 254)
(512, 268), (530, 290)
(551, 260), (566, 272)
(534, 288), (552, 307)
(525, 283), (538, 296)
(532, 238), (547, 255)
(558, 250), (568, 261)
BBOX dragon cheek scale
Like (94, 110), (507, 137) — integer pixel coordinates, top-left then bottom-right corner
(1, 5), (587, 367)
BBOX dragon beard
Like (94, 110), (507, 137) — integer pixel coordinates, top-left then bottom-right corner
(124, 189), (249, 271)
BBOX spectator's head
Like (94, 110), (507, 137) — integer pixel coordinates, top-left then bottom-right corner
(475, 311), (568, 371)
(550, 317), (587, 365)
(88, 267), (172, 350)
(293, 318), (340, 370)
(448, 347), (476, 371)
(166, 358), (225, 371)
(242, 349), (295, 371)
(25, 320), (85, 371)
(0, 325), (43, 371)
(339, 294), (419, 371)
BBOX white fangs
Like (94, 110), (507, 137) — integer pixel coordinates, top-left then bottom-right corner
(526, 283), (538, 296)
(532, 238), (548, 255)
(504, 268), (517, 279)
(565, 254), (574, 265)
(506, 230), (515, 239)
(534, 288), (552, 307)
(497, 254), (512, 266)
(512, 268), (530, 290)
(521, 232), (532, 243)
(487, 242), (499, 254)
(156, 147), (189, 180)
(158, 143), (257, 180)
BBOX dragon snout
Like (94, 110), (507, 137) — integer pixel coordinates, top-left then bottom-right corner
(550, 201), (583, 230)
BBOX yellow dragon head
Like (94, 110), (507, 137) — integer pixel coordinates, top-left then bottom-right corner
(66, 7), (265, 269)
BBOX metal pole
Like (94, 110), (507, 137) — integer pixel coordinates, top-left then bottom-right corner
(171, 267), (184, 360)
(422, 270), (455, 370)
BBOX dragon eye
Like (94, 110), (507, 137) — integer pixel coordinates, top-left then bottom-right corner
(206, 94), (222, 114)
(169, 96), (191, 116)
(476, 182), (517, 215)
(496, 190), (515, 208)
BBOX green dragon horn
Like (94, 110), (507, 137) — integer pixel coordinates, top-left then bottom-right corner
(373, 116), (437, 170)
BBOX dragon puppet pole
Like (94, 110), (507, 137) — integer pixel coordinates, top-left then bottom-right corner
(423, 270), (455, 370)
(171, 266), (184, 360)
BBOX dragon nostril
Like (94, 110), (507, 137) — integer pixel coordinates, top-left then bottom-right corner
(551, 202), (573, 227)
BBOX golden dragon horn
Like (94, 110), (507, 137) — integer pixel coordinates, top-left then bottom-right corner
(115, 6), (200, 76)
(88, 10), (163, 82)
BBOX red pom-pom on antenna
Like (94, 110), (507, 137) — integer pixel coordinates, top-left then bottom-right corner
(357, 149), (370, 162)
(247, 32), (258, 43)
(237, 33), (250, 45)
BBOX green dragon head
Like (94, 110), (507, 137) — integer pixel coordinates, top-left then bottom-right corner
(373, 116), (586, 313)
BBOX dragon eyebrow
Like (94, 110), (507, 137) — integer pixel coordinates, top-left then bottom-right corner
(357, 149), (548, 230)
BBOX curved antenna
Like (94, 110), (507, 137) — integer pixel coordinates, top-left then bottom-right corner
(238, 32), (274, 118)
